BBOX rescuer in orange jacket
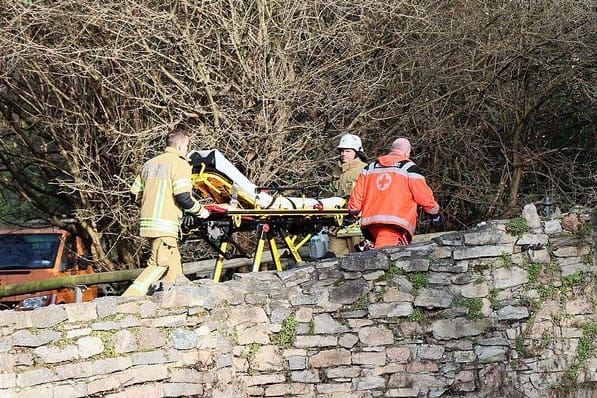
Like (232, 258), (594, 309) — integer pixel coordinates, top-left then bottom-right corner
(347, 138), (441, 248)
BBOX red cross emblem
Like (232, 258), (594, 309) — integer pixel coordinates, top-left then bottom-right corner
(376, 173), (392, 191)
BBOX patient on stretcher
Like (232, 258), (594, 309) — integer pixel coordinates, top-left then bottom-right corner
(189, 149), (346, 210)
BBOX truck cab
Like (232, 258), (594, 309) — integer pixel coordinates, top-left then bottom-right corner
(0, 226), (98, 310)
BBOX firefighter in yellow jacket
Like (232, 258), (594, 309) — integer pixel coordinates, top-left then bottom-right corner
(328, 133), (368, 256)
(125, 127), (209, 296)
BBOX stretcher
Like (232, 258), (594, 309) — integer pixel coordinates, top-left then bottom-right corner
(186, 150), (350, 281)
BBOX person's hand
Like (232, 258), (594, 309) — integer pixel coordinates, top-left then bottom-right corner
(430, 213), (443, 229)
(181, 214), (198, 230)
(198, 206), (210, 219)
(342, 214), (357, 227)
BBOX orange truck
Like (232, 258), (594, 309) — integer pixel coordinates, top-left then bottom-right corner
(0, 225), (98, 310)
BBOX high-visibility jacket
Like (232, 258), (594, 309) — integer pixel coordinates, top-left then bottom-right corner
(130, 147), (202, 238)
(332, 158), (367, 197)
(348, 150), (440, 241)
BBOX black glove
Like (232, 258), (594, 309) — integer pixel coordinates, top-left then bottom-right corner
(181, 214), (199, 231)
(429, 213), (443, 230)
(342, 215), (357, 227)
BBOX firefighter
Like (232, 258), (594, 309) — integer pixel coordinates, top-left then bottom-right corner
(348, 137), (441, 248)
(125, 127), (209, 296)
(328, 133), (368, 256)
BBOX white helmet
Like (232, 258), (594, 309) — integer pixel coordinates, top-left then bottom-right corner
(337, 134), (363, 152)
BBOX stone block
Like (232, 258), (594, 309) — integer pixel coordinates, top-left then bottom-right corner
(107, 383), (165, 398)
(65, 302), (97, 323)
(452, 282), (489, 298)
(329, 279), (370, 304)
(316, 382), (352, 393)
(433, 232), (464, 246)
(287, 356), (307, 370)
(431, 317), (489, 340)
(528, 249), (551, 264)
(0, 373), (16, 389)
(95, 296), (119, 318)
(340, 251), (390, 272)
(113, 329), (138, 353)
(414, 288), (453, 308)
(543, 220), (562, 234)
(454, 244), (513, 260)
(309, 348), (351, 368)
(251, 345), (283, 372)
(263, 382), (314, 396)
(354, 375), (386, 390)
(236, 324), (270, 345)
(242, 374), (286, 386)
(464, 229), (516, 245)
(522, 203), (541, 229)
(295, 335), (338, 348)
(92, 357), (133, 375)
(352, 351), (386, 366)
(406, 360), (439, 372)
(383, 288), (414, 302)
(163, 383), (203, 397)
(132, 350), (166, 365)
(313, 313), (349, 334)
(77, 336), (104, 358)
(15, 386), (53, 398)
(394, 258), (430, 272)
(430, 259), (468, 273)
(386, 387), (421, 397)
(492, 267), (528, 289)
(53, 382), (88, 398)
(290, 370), (320, 383)
(338, 334), (359, 349)
(138, 328), (167, 350)
(497, 305), (529, 320)
(517, 233), (549, 246)
(371, 363), (406, 375)
(33, 344), (79, 364)
(23, 306), (68, 329)
(415, 345), (445, 360)
(358, 326), (394, 346)
(474, 345), (507, 363)
(387, 346), (411, 362)
(369, 302), (413, 318)
(12, 330), (60, 347)
(16, 367), (55, 387)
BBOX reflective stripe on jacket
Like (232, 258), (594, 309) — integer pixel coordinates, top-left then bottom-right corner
(130, 147), (200, 238)
(347, 151), (439, 239)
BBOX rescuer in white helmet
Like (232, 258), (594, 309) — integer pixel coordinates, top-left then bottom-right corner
(328, 133), (368, 256)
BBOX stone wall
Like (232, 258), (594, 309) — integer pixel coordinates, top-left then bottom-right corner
(0, 205), (595, 398)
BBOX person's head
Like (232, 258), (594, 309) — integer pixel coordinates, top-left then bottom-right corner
(390, 137), (411, 158)
(337, 133), (366, 163)
(167, 127), (191, 155)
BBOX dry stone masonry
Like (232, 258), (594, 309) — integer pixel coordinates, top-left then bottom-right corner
(0, 205), (595, 398)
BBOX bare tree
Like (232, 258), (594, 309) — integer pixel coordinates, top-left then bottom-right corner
(0, 0), (594, 268)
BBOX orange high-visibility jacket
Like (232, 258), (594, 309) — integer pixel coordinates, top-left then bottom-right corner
(348, 151), (440, 240)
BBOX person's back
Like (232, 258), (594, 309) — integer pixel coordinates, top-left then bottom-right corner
(137, 148), (194, 238)
(348, 138), (440, 248)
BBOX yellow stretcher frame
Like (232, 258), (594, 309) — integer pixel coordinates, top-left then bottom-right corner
(206, 209), (347, 282)
(190, 165), (349, 282)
